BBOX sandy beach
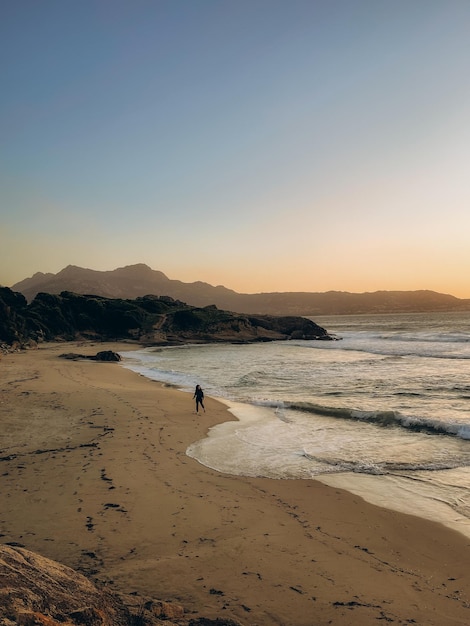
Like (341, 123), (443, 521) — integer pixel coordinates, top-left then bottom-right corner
(1, 342), (469, 625)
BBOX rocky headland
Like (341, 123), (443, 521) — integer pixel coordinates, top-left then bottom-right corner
(0, 287), (332, 351)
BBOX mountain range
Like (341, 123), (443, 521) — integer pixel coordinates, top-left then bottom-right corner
(10, 264), (470, 315)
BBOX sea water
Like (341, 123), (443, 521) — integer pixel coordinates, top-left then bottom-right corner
(121, 311), (470, 538)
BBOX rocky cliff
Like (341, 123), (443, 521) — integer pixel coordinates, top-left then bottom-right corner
(0, 288), (331, 349)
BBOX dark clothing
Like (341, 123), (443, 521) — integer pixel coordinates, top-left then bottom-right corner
(194, 386), (205, 413)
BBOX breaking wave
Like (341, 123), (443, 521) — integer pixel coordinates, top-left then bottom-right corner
(254, 399), (470, 440)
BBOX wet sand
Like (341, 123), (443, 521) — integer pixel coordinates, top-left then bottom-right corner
(1, 342), (469, 625)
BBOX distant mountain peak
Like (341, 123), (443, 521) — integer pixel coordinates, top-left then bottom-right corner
(58, 265), (88, 275)
(117, 263), (152, 271)
(115, 263), (165, 275)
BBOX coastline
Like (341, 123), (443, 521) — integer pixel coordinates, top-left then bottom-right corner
(183, 396), (470, 541)
(1, 342), (469, 625)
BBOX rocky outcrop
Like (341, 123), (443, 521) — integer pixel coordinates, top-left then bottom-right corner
(0, 289), (332, 348)
(0, 545), (242, 626)
(94, 350), (122, 361)
(0, 288), (29, 346)
(0, 545), (178, 625)
(59, 351), (122, 362)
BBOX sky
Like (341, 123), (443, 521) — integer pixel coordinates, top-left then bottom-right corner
(1, 0), (470, 297)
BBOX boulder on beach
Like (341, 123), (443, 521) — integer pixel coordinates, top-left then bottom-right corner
(0, 544), (188, 626)
(0, 545), (244, 626)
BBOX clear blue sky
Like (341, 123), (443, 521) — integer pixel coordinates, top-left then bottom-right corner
(1, 1), (470, 296)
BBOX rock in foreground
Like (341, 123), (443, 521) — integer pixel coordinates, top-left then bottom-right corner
(0, 545), (242, 626)
(0, 545), (132, 625)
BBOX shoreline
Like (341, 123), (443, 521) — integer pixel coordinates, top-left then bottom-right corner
(121, 348), (470, 541)
(1, 342), (470, 625)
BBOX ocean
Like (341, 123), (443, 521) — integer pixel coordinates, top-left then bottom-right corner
(121, 311), (470, 539)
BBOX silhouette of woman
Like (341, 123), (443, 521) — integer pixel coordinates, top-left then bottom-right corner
(193, 384), (205, 414)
